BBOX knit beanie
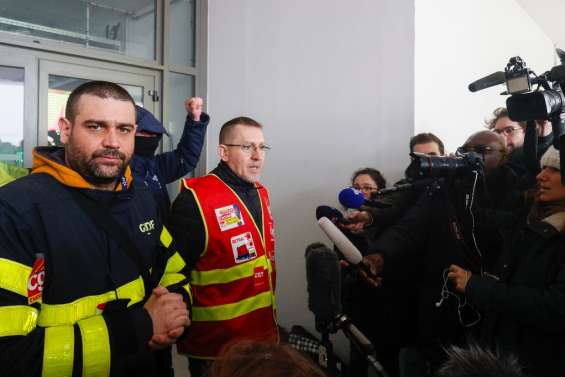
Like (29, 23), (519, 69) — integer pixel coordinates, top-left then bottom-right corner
(540, 145), (560, 170)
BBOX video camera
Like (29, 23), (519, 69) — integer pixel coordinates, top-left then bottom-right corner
(468, 49), (565, 182)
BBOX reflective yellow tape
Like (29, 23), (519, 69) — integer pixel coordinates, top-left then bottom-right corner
(160, 226), (173, 248)
(42, 325), (74, 377)
(192, 291), (274, 322)
(39, 276), (144, 326)
(190, 257), (269, 286)
(164, 252), (185, 273)
(78, 316), (110, 377)
(0, 305), (38, 336)
(116, 276), (145, 307)
(183, 283), (193, 305)
(159, 272), (185, 288)
(0, 258), (31, 297)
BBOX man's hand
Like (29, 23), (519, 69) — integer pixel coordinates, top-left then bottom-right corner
(340, 210), (372, 233)
(144, 286), (190, 350)
(447, 264), (471, 293)
(359, 253), (384, 288)
(185, 97), (203, 122)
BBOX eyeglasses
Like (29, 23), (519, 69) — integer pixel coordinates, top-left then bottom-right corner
(493, 126), (523, 136)
(457, 145), (505, 155)
(223, 143), (272, 154)
(353, 185), (379, 193)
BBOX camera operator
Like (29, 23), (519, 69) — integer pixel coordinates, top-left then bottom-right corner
(447, 145), (565, 377)
(357, 131), (523, 376)
(485, 107), (553, 183)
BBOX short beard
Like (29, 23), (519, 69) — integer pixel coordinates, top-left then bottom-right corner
(66, 145), (129, 187)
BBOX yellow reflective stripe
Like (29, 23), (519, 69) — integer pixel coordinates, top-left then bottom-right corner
(190, 257), (269, 286)
(0, 258), (31, 297)
(160, 226), (173, 248)
(183, 283), (193, 305)
(78, 316), (110, 377)
(116, 276), (145, 307)
(42, 325), (74, 377)
(192, 291), (273, 322)
(164, 252), (185, 273)
(159, 272), (185, 288)
(39, 276), (145, 326)
(0, 306), (37, 336)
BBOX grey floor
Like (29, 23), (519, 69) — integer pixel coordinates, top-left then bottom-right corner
(172, 345), (191, 377)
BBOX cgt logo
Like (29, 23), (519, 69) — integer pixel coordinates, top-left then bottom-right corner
(28, 271), (45, 292)
(139, 220), (155, 233)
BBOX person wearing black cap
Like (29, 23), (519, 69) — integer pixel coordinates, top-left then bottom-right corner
(132, 97), (210, 219)
(448, 145), (565, 377)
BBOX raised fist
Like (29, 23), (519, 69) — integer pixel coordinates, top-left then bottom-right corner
(185, 97), (203, 122)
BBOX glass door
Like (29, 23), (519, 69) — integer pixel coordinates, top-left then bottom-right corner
(38, 59), (158, 147)
(0, 53), (37, 184)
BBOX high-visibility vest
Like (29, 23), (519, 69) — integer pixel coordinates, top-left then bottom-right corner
(177, 174), (278, 358)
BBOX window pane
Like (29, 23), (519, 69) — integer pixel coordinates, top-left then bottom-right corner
(47, 75), (144, 146)
(169, 0), (196, 67)
(0, 65), (27, 186)
(0, 0), (156, 60)
(166, 72), (195, 147)
(166, 72), (195, 199)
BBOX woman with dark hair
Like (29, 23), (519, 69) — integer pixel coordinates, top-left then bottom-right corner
(351, 167), (386, 200)
(204, 340), (326, 377)
(448, 145), (565, 377)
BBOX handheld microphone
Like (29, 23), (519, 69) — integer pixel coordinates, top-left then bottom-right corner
(315, 205), (355, 225)
(338, 187), (390, 209)
(468, 71), (506, 92)
(305, 243), (342, 327)
(317, 217), (363, 265)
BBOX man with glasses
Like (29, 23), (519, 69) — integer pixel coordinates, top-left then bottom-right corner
(487, 107), (525, 154)
(486, 107), (553, 179)
(169, 117), (277, 377)
(457, 130), (508, 173)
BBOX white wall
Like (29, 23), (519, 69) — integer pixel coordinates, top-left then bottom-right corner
(208, 0), (415, 358)
(415, 0), (554, 153)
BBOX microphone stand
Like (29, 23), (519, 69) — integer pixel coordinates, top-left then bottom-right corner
(315, 315), (390, 377)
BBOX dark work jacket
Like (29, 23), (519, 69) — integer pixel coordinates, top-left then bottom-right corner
(466, 214), (565, 377)
(131, 113), (209, 220)
(0, 173), (181, 376)
(169, 161), (263, 270)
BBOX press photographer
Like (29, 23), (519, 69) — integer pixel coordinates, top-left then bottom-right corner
(350, 130), (523, 375)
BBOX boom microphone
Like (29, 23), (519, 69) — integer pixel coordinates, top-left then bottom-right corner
(305, 243), (342, 326)
(468, 71), (506, 92)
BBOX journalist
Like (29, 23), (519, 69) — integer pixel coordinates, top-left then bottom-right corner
(448, 145), (565, 377)
(358, 130), (520, 375)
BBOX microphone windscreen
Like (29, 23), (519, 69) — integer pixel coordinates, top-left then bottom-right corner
(315, 205), (343, 221)
(305, 243), (341, 322)
(338, 187), (365, 209)
(317, 217), (363, 265)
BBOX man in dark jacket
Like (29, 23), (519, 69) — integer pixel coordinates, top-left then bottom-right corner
(360, 131), (519, 375)
(0, 81), (191, 376)
(132, 97), (209, 219)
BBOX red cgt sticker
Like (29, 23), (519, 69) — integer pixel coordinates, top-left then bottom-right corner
(27, 255), (45, 304)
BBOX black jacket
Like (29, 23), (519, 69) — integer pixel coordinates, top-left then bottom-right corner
(131, 113), (209, 219)
(466, 214), (565, 377)
(0, 148), (190, 377)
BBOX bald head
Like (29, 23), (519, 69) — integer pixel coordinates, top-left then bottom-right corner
(461, 130), (507, 172)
